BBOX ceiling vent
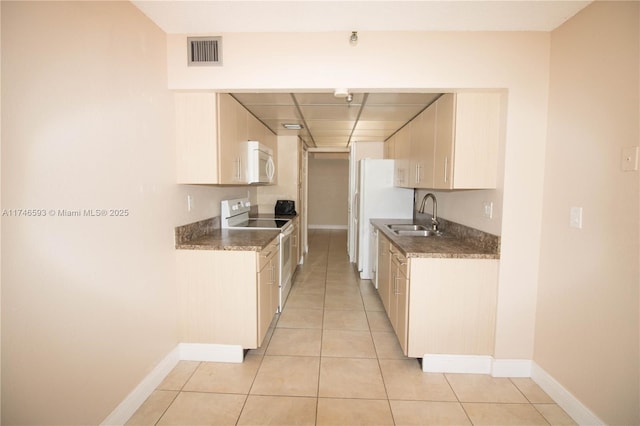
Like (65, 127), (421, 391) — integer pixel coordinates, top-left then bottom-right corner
(187, 36), (222, 66)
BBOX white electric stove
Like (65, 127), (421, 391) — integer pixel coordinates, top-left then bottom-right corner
(221, 198), (293, 312)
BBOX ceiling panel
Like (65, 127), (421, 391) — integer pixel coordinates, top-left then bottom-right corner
(298, 105), (361, 121)
(306, 120), (355, 131)
(359, 105), (426, 121)
(354, 120), (406, 131)
(295, 93), (364, 106)
(233, 93), (294, 106)
(231, 91), (444, 148)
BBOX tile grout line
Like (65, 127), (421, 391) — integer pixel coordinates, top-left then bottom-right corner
(153, 361), (202, 425)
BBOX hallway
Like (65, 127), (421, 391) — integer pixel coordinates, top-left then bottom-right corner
(127, 230), (574, 425)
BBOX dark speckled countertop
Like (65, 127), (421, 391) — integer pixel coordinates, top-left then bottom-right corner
(371, 218), (500, 259)
(175, 217), (281, 251)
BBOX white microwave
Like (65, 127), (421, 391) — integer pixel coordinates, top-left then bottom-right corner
(246, 141), (275, 184)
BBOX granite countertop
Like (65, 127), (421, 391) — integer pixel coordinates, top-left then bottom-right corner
(371, 218), (500, 260)
(175, 217), (280, 251)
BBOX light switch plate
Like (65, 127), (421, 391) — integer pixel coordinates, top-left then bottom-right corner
(570, 206), (582, 229)
(621, 146), (639, 171)
(483, 201), (493, 219)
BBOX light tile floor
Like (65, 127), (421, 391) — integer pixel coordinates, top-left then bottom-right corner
(127, 229), (577, 426)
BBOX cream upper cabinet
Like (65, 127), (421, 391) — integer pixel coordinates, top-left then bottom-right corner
(393, 124), (411, 188)
(409, 105), (436, 188)
(218, 92), (248, 184)
(434, 92), (501, 189)
(176, 92), (276, 185)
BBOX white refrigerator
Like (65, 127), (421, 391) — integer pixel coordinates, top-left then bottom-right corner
(356, 159), (414, 279)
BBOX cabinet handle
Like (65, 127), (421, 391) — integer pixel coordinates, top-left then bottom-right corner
(444, 156), (448, 183)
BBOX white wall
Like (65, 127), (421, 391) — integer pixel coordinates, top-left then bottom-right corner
(257, 135), (299, 214)
(167, 30), (551, 361)
(0, 2), (252, 423)
(535, 2), (639, 424)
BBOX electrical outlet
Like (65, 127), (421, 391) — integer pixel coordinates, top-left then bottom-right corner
(483, 201), (493, 219)
(187, 195), (193, 212)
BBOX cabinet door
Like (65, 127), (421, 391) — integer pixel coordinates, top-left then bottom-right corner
(270, 247), (280, 318)
(410, 106), (436, 188)
(434, 93), (455, 189)
(393, 125), (411, 187)
(257, 259), (272, 345)
(257, 242), (278, 345)
(218, 93), (247, 184)
(175, 92), (219, 184)
(395, 268), (409, 355)
(451, 92), (501, 189)
(377, 234), (391, 314)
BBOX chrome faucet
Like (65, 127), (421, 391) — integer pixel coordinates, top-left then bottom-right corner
(418, 193), (439, 231)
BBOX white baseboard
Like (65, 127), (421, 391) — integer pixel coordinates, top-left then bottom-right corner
(179, 343), (244, 363)
(531, 363), (604, 426)
(101, 343), (244, 424)
(421, 354), (493, 374)
(491, 358), (532, 377)
(100, 346), (180, 425)
(308, 224), (348, 230)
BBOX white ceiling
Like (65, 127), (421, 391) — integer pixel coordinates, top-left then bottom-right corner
(132, 0), (591, 149)
(133, 1), (591, 34)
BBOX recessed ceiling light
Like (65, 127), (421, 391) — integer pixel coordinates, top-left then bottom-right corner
(283, 123), (303, 130)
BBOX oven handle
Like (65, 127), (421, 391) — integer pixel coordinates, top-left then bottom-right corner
(280, 223), (294, 237)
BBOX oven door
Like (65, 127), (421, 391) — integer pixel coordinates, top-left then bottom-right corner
(278, 224), (293, 311)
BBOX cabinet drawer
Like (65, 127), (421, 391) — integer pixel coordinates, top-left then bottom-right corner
(390, 247), (408, 277)
(259, 238), (279, 271)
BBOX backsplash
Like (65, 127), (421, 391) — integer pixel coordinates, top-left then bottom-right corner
(414, 211), (501, 254)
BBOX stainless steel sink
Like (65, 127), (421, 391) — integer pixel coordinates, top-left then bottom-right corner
(386, 224), (429, 232)
(393, 229), (445, 237)
(385, 224), (445, 237)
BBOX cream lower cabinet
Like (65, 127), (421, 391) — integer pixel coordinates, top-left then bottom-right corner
(407, 257), (499, 357)
(389, 245), (409, 354)
(377, 234), (391, 313)
(176, 237), (280, 349)
(258, 238), (280, 344)
(377, 233), (499, 357)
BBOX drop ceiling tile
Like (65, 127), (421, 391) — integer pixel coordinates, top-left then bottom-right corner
(359, 105), (424, 121)
(351, 129), (387, 138)
(306, 120), (355, 131)
(310, 129), (353, 138)
(299, 105), (361, 121)
(233, 93), (295, 106)
(314, 136), (350, 145)
(295, 93), (364, 106)
(243, 105), (301, 120)
(354, 120), (406, 131)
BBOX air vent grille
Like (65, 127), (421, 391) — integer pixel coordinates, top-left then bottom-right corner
(187, 36), (222, 66)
